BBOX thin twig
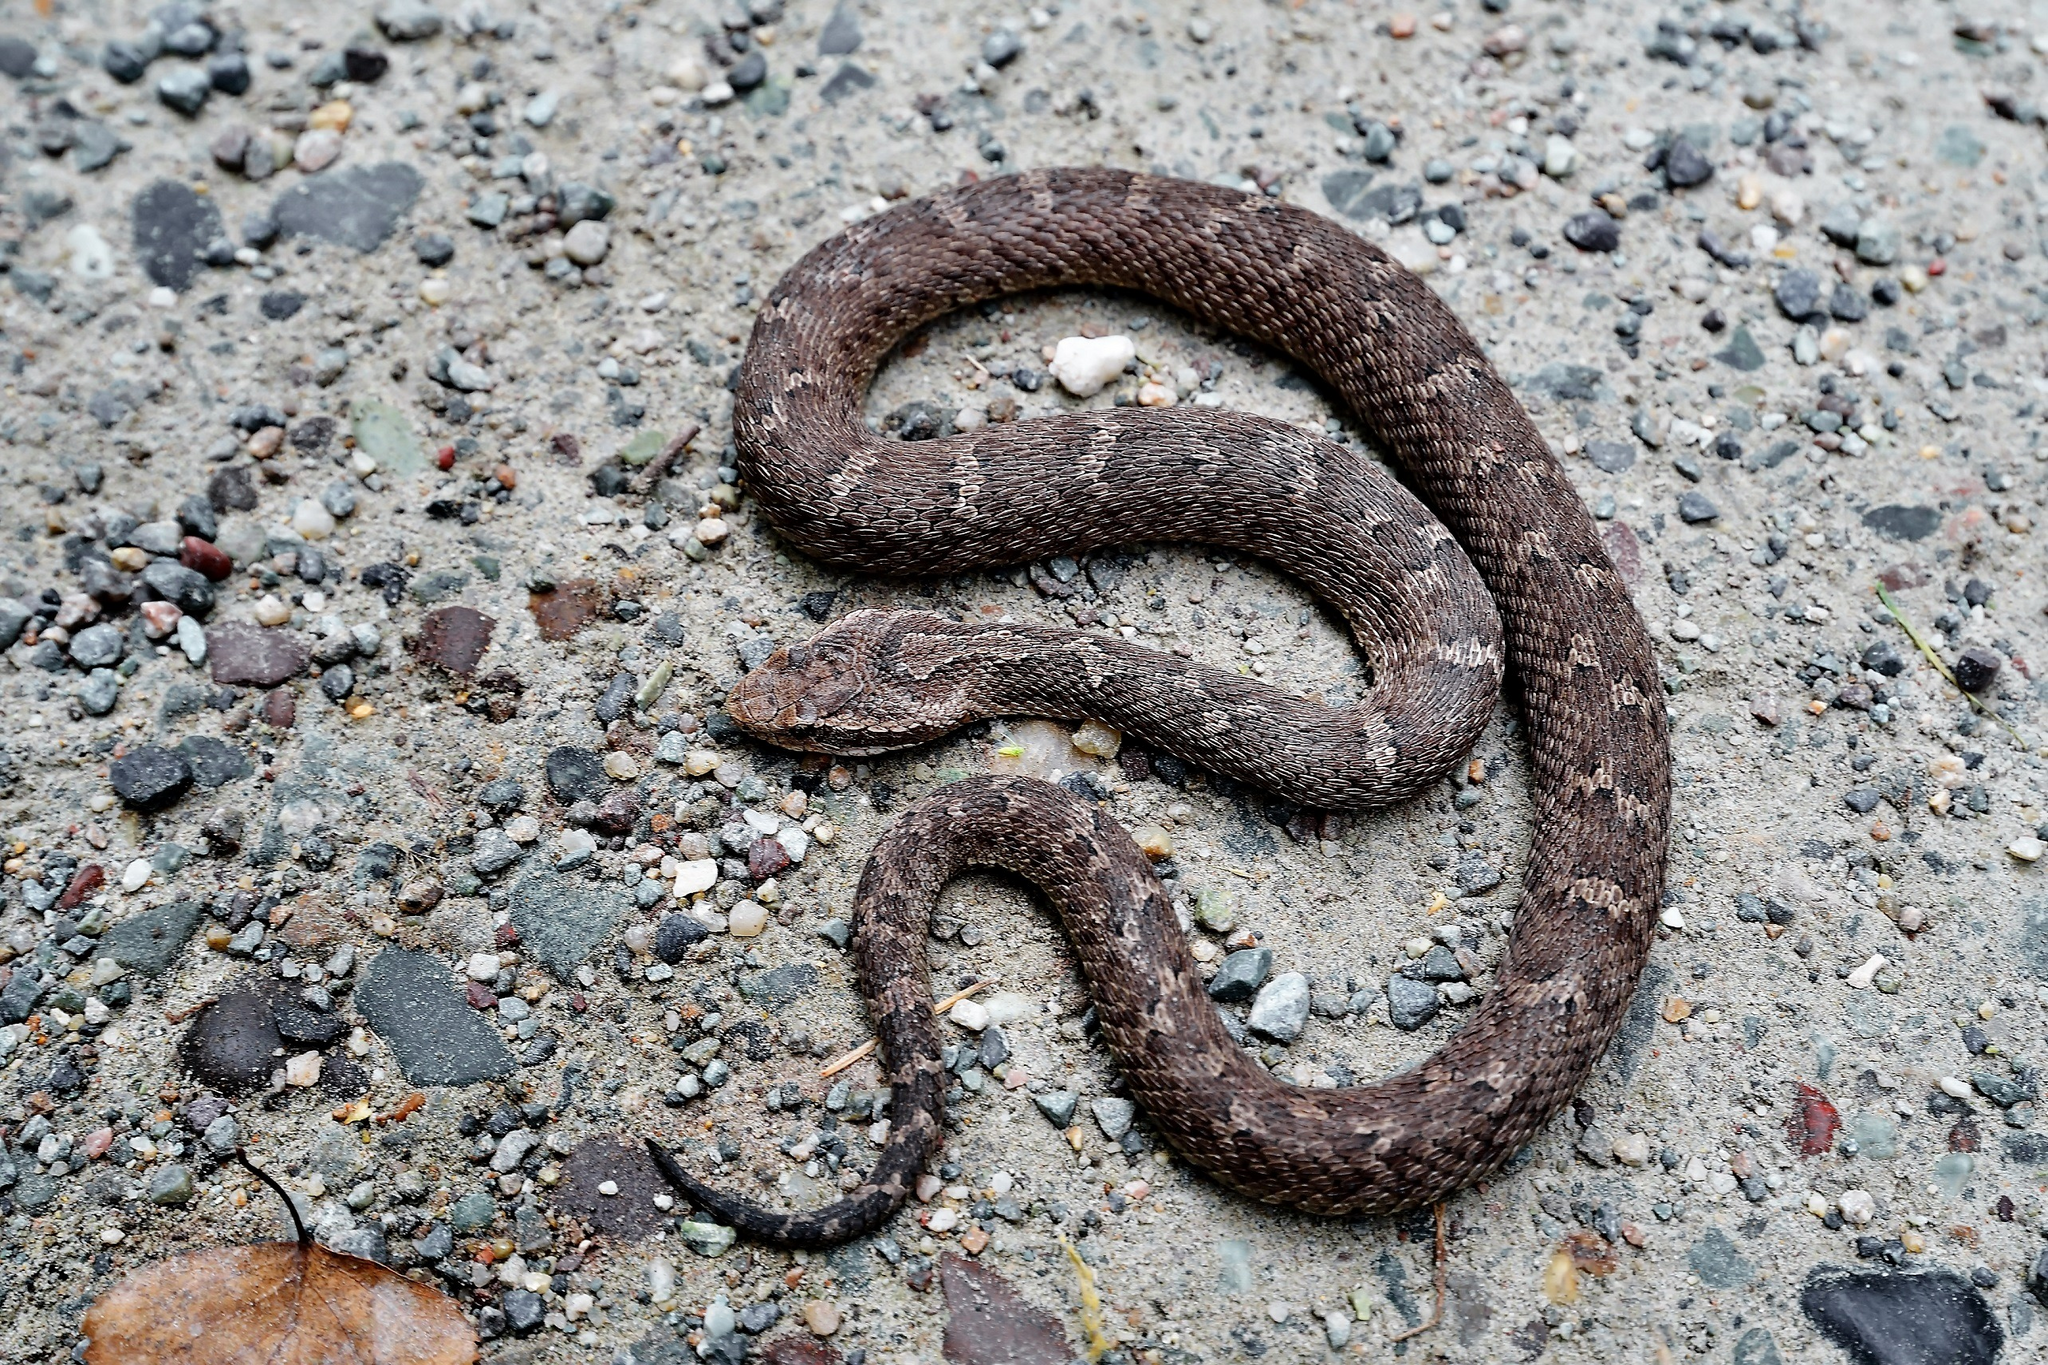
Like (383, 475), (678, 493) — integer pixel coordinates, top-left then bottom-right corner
(818, 979), (996, 1079)
(236, 1148), (308, 1247)
(1387, 1203), (1447, 1343)
(1873, 584), (2022, 742)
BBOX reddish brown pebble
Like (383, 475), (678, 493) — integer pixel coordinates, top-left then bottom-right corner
(436, 445), (456, 470)
(466, 981), (496, 1010)
(528, 578), (609, 641)
(56, 864), (105, 910)
(262, 689), (296, 728)
(411, 605), (497, 675)
(491, 463), (518, 489)
(180, 536), (233, 581)
(749, 837), (792, 881)
(209, 621), (310, 687)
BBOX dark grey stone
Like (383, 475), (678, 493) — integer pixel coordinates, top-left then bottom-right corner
(1677, 492), (1720, 524)
(818, 2), (861, 53)
(1032, 1089), (1078, 1127)
(1563, 210), (1619, 252)
(1585, 440), (1635, 473)
(68, 623), (125, 669)
(739, 963), (818, 1012)
(1663, 137), (1713, 187)
(544, 747), (609, 803)
(1801, 1267), (2001, 1365)
(507, 872), (629, 978)
(1688, 1228), (1755, 1288)
(270, 162), (424, 252)
(109, 744), (193, 809)
(1206, 946), (1273, 1003)
(132, 179), (224, 291)
(654, 913), (709, 963)
(1387, 975), (1440, 1031)
(1715, 326), (1766, 371)
(1861, 505), (1941, 542)
(72, 121), (130, 172)
(100, 899), (204, 976)
(478, 778), (526, 812)
(1774, 268), (1823, 322)
(177, 735), (250, 788)
(355, 948), (515, 1086)
(156, 66), (211, 116)
(0, 35), (35, 77)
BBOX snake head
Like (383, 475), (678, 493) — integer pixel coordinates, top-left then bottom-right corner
(728, 609), (983, 755)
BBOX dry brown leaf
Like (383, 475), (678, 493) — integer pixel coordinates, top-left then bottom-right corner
(1562, 1229), (1619, 1275)
(83, 1154), (475, 1365)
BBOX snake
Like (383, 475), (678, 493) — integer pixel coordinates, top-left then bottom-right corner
(644, 167), (1670, 1248)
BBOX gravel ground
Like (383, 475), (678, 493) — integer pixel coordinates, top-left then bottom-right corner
(0, 1), (2046, 1362)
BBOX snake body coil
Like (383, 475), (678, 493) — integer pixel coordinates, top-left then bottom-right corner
(648, 168), (1671, 1247)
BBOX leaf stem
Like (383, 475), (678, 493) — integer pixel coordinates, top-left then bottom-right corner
(236, 1148), (308, 1247)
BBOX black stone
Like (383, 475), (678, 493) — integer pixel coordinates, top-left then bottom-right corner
(1953, 647), (2001, 695)
(594, 672), (635, 723)
(1800, 1266), (2002, 1365)
(143, 559), (215, 616)
(343, 45), (390, 82)
(109, 744), (193, 810)
(131, 179), (225, 292)
(103, 39), (150, 83)
(355, 949), (515, 1086)
(478, 778), (526, 812)
(727, 50), (767, 90)
(270, 161), (424, 252)
(653, 913), (709, 963)
(178, 984), (283, 1094)
(1663, 137), (1713, 187)
(1563, 210), (1620, 252)
(1844, 788), (1881, 815)
(1829, 283), (1868, 322)
(274, 1001), (348, 1048)
(503, 1288), (545, 1334)
(207, 51), (250, 95)
(414, 232), (454, 266)
(544, 747), (609, 803)
(208, 464), (258, 511)
(1715, 326), (1766, 372)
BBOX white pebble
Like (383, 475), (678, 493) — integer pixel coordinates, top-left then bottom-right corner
(1838, 1189), (1875, 1226)
(1047, 335), (1135, 397)
(252, 595), (291, 627)
(950, 999), (990, 1032)
(292, 499), (337, 540)
(728, 901), (768, 937)
(1938, 1076), (1974, 1100)
(1844, 954), (1886, 990)
(598, 1180), (619, 1197)
(284, 1052), (322, 1087)
(466, 953), (501, 981)
(2009, 836), (2045, 863)
(120, 859), (151, 893)
(673, 858), (718, 898)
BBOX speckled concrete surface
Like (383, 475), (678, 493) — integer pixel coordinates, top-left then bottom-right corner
(0, 1), (2045, 1362)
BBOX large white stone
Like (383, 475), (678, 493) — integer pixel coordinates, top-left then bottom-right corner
(1047, 334), (1135, 397)
(673, 858), (718, 897)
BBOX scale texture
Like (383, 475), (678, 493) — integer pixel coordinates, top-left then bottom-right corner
(650, 166), (1671, 1246)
